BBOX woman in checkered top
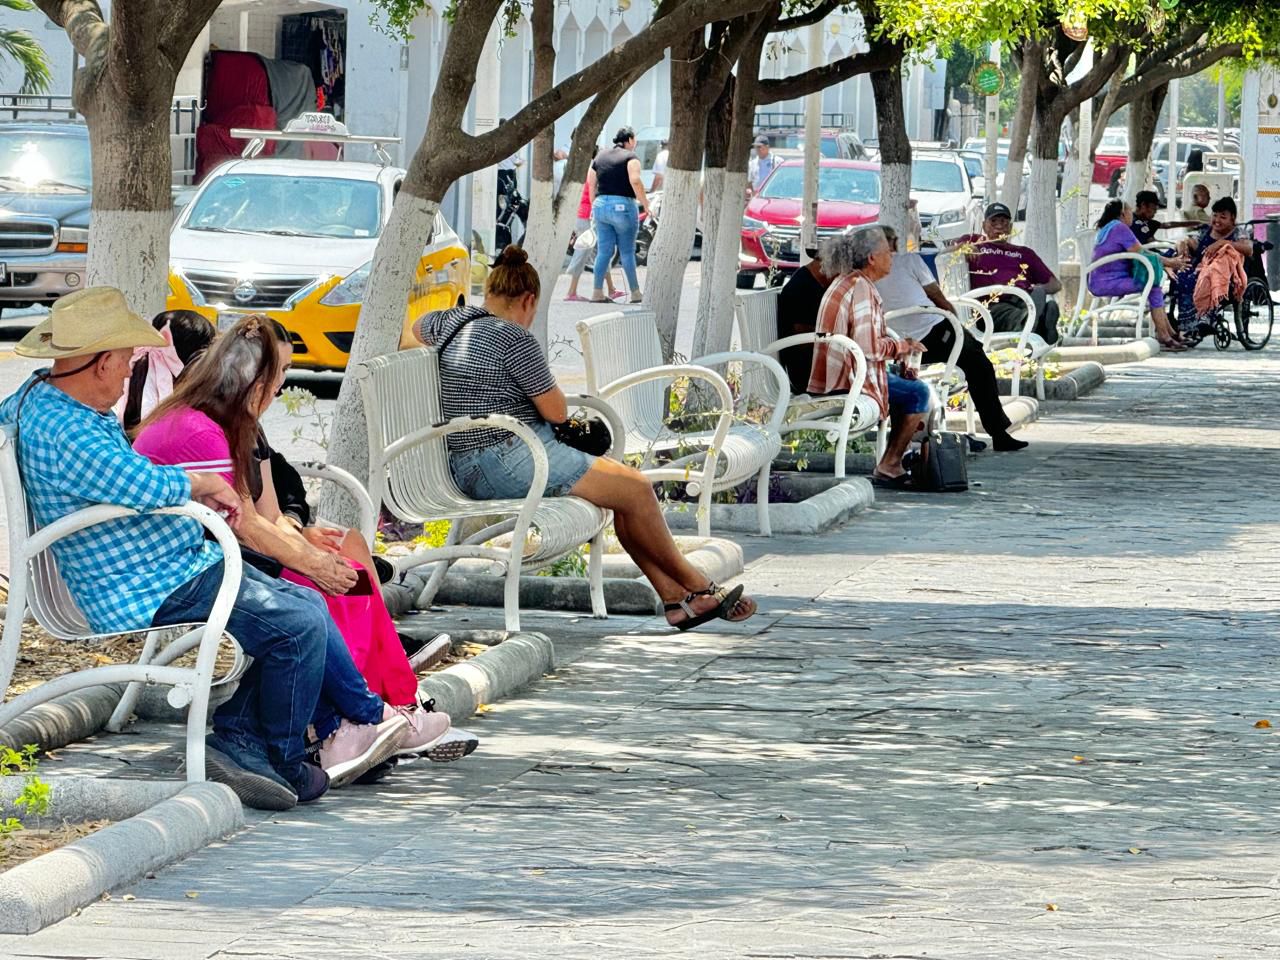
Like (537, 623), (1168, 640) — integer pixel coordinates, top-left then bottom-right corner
(412, 246), (756, 632)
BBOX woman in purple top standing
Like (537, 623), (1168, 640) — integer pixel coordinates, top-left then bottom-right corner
(1088, 199), (1187, 350)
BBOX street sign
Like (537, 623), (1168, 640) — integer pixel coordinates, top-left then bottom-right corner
(973, 62), (1004, 98)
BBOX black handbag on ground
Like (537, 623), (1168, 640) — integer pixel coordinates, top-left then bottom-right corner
(914, 431), (969, 492)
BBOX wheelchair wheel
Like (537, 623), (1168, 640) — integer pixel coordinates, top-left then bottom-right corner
(1237, 278), (1274, 350)
(1213, 318), (1232, 351)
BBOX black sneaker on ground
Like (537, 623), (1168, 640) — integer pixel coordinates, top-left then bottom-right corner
(204, 745), (298, 811)
(966, 435), (988, 453)
(372, 555), (396, 585)
(289, 761), (330, 803)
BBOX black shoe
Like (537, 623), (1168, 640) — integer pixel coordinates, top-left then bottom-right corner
(204, 744), (298, 811)
(992, 432), (1029, 452)
(353, 758), (399, 785)
(372, 555), (396, 585)
(286, 761), (330, 803)
(966, 435), (988, 453)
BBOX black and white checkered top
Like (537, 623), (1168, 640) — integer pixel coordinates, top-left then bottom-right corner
(414, 305), (558, 454)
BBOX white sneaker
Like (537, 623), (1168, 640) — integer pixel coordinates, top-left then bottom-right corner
(425, 727), (480, 763)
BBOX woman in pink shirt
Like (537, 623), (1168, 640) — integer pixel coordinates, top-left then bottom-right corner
(134, 316), (457, 777)
(809, 227), (931, 487)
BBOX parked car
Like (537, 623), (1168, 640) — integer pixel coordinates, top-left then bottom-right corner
(957, 149), (1029, 218)
(166, 115), (469, 371)
(910, 152), (982, 242)
(1093, 127), (1129, 190)
(738, 158), (880, 287)
(754, 128), (869, 161)
(0, 122), (90, 316)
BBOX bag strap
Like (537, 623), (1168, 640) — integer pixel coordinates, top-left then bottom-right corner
(433, 312), (481, 361)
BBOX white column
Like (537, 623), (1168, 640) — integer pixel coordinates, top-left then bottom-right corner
(984, 42), (1000, 205)
(801, 20), (823, 261)
(1217, 72), (1227, 153)
(472, 22), (501, 256)
(1077, 91), (1092, 230)
(1166, 78), (1180, 211)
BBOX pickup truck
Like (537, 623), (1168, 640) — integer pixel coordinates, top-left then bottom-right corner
(0, 122), (90, 316)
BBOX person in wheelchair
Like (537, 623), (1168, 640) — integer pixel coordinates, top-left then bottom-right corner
(1172, 197), (1257, 336)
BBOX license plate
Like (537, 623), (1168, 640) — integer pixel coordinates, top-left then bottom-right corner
(0, 262), (7, 284)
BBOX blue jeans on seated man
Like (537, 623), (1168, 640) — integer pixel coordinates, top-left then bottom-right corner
(886, 371), (933, 419)
(151, 563), (385, 788)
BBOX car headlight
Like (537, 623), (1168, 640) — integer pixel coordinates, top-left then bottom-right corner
(56, 226), (88, 252)
(175, 271), (206, 306)
(320, 261), (371, 306)
(937, 209), (965, 225)
(742, 215), (767, 231)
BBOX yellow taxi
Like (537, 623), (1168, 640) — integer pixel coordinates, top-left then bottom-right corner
(167, 115), (469, 369)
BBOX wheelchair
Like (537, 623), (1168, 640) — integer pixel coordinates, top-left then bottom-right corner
(1174, 231), (1275, 352)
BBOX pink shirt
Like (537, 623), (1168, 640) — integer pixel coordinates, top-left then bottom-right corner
(132, 407), (234, 487)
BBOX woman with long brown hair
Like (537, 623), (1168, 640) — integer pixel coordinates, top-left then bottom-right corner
(134, 315), (456, 785)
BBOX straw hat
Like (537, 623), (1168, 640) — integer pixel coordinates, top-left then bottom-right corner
(16, 287), (165, 360)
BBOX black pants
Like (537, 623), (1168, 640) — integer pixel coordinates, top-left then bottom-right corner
(919, 322), (1011, 437)
(988, 294), (1061, 345)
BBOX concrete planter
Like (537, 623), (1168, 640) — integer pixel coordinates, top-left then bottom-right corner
(943, 395), (1039, 433)
(0, 780), (243, 934)
(663, 474), (874, 536)
(996, 361), (1106, 401)
(1048, 337), (1159, 365)
(416, 632), (555, 723)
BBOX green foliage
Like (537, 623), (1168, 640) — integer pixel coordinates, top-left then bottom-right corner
(0, 744), (51, 848)
(538, 547), (589, 578)
(369, 0), (526, 41)
(279, 386), (331, 454)
(0, 0), (52, 95)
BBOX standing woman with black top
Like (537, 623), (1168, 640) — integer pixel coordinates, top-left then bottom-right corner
(588, 126), (650, 304)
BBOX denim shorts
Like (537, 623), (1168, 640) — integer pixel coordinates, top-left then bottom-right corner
(450, 420), (595, 500)
(887, 372), (932, 416)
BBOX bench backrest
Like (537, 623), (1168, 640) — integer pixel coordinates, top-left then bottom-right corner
(733, 288), (784, 403)
(935, 250), (972, 299)
(352, 347), (467, 521)
(0, 426), (92, 638)
(576, 309), (667, 441)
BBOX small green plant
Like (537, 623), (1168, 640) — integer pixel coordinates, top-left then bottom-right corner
(278, 386), (332, 454)
(0, 744), (51, 851)
(538, 547), (589, 578)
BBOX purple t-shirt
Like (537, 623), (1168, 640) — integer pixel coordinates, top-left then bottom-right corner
(960, 233), (1055, 293)
(1090, 221), (1139, 288)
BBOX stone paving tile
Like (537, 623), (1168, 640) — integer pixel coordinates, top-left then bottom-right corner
(5, 351), (1280, 959)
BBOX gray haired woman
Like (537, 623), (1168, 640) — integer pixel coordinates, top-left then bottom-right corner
(809, 225), (931, 487)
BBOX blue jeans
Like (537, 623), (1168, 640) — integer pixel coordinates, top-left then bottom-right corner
(593, 195), (639, 293)
(886, 372), (932, 417)
(151, 563), (384, 781)
(450, 420), (594, 499)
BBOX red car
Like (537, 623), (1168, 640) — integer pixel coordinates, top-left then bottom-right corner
(738, 158), (881, 288)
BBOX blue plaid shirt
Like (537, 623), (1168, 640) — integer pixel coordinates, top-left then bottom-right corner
(0, 373), (222, 634)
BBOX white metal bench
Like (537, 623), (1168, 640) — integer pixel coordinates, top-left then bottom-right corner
(0, 426), (247, 783)
(577, 308), (785, 536)
(732, 288), (878, 479)
(1066, 251), (1156, 342)
(353, 347), (616, 633)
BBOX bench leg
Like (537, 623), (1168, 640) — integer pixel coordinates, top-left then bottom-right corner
(108, 629), (162, 733)
(833, 428), (849, 480)
(587, 530), (607, 619)
(0, 579), (28, 695)
(416, 521), (461, 609)
(754, 463), (772, 537)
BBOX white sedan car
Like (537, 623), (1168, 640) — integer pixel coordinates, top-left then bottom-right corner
(911, 152), (983, 243)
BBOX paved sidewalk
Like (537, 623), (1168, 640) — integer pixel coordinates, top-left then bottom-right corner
(4, 349), (1280, 958)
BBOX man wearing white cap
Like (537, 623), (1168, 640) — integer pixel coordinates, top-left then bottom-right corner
(0, 287), (331, 810)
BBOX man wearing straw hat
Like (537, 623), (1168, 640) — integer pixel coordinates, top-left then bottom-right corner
(0, 287), (332, 810)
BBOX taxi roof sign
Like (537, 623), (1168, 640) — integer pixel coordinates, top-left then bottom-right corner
(230, 112), (401, 165)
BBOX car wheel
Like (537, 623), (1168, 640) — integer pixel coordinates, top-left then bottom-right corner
(736, 272), (757, 290)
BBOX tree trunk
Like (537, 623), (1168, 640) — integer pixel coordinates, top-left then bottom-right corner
(693, 75), (734, 355)
(1000, 41), (1040, 214)
(80, 90), (174, 316)
(644, 30), (708, 361)
(1123, 83), (1168, 205)
(523, 0), (558, 345)
(1025, 102), (1067, 272)
(1058, 109), (1087, 247)
(871, 58), (910, 237)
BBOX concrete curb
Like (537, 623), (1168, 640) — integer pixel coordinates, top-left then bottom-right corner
(996, 361), (1106, 401)
(664, 477), (875, 535)
(944, 395), (1039, 433)
(0, 781), (244, 935)
(418, 632), (554, 722)
(0, 684), (121, 754)
(1048, 337), (1159, 365)
(0, 777), (184, 825)
(597, 537), (744, 585)
(433, 574), (660, 615)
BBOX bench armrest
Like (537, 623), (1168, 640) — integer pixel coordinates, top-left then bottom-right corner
(597, 364), (735, 457)
(690, 349), (791, 433)
(563, 394), (626, 460)
(293, 461), (379, 548)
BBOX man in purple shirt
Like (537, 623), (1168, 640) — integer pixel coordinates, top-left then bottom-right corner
(955, 203), (1062, 344)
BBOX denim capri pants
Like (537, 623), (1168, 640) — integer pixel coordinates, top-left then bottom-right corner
(450, 420), (595, 500)
(887, 372), (932, 417)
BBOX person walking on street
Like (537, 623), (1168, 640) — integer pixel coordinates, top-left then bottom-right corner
(748, 136), (778, 196)
(588, 126), (649, 304)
